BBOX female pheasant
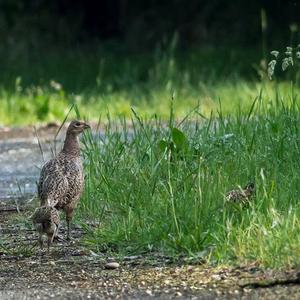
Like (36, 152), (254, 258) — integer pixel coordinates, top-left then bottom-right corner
(37, 120), (90, 239)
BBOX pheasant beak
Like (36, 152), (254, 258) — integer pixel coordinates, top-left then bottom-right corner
(83, 123), (91, 130)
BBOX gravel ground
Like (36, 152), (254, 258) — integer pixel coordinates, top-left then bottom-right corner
(1, 209), (300, 299)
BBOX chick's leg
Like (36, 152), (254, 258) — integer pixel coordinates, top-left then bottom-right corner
(47, 235), (51, 253)
(47, 230), (56, 252)
(38, 232), (43, 249)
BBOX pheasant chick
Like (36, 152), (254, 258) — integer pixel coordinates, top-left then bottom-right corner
(31, 206), (60, 251)
(226, 182), (255, 204)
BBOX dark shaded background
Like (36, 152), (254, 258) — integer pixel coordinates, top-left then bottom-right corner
(0, 0), (299, 95)
(0, 0), (299, 123)
(0, 0), (299, 49)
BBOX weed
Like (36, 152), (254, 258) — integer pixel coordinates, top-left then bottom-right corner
(0, 239), (35, 257)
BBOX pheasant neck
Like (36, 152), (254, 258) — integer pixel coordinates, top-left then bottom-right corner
(62, 133), (80, 156)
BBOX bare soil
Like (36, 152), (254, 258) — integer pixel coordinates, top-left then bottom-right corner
(1, 206), (300, 299)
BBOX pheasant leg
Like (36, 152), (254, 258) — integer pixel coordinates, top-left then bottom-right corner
(65, 207), (74, 240)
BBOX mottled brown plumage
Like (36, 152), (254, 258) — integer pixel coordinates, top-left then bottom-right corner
(31, 206), (60, 251)
(226, 182), (255, 204)
(38, 120), (90, 239)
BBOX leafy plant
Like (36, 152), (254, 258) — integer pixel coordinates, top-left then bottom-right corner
(158, 127), (189, 160)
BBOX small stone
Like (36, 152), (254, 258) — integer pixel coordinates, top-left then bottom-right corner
(124, 255), (140, 260)
(211, 274), (221, 281)
(187, 265), (193, 272)
(72, 250), (88, 256)
(105, 262), (120, 269)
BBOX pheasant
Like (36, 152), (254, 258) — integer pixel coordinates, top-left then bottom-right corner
(226, 182), (255, 204)
(31, 206), (60, 251)
(37, 120), (90, 239)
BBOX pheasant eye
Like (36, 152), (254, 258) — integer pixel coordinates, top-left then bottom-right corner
(75, 122), (81, 127)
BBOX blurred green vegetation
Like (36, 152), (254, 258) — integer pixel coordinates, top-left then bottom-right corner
(0, 1), (299, 125)
(1, 41), (298, 125)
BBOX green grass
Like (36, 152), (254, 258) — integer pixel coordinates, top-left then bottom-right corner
(75, 87), (300, 268)
(1, 44), (292, 125)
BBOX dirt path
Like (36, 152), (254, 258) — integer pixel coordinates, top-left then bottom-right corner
(1, 209), (300, 299)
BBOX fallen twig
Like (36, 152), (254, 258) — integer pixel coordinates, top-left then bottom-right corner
(0, 207), (25, 212)
(240, 276), (300, 289)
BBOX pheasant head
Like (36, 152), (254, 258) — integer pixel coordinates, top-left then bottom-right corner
(62, 120), (90, 156)
(67, 120), (90, 135)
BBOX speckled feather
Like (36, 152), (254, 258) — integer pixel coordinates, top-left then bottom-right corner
(38, 154), (84, 208)
(37, 120), (90, 239)
(38, 120), (88, 210)
(226, 183), (255, 204)
(31, 206), (60, 227)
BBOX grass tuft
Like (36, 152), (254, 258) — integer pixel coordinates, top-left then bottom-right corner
(76, 88), (300, 268)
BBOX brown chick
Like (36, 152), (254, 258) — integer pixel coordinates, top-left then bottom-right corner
(37, 120), (90, 239)
(226, 182), (255, 204)
(31, 206), (60, 251)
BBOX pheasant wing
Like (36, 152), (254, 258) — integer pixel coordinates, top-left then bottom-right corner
(38, 159), (69, 207)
